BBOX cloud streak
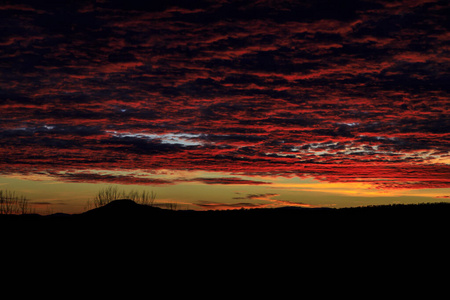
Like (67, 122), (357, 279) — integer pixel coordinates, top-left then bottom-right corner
(0, 0), (449, 192)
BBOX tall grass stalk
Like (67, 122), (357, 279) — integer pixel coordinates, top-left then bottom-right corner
(87, 186), (156, 209)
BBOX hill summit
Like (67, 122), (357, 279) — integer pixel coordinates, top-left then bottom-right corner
(81, 199), (165, 218)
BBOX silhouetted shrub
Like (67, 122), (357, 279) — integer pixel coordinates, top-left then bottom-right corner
(87, 186), (156, 209)
(0, 189), (31, 215)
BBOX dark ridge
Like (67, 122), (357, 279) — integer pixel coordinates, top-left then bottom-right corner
(2, 201), (449, 241)
(74, 201), (450, 236)
(80, 199), (167, 218)
(2, 200), (450, 221)
(2, 200), (449, 268)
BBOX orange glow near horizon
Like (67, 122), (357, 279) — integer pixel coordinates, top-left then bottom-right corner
(1, 171), (449, 214)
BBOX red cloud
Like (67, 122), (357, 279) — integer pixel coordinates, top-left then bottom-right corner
(1, 0), (448, 193)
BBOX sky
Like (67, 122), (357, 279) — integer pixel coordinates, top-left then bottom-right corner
(0, 0), (449, 213)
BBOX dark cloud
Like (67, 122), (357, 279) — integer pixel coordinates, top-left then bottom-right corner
(194, 201), (267, 210)
(96, 0), (212, 12)
(190, 177), (271, 185)
(233, 193), (279, 200)
(53, 172), (174, 185)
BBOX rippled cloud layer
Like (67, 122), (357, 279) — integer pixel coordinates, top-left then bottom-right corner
(1, 0), (449, 191)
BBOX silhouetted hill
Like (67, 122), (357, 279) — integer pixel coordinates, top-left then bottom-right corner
(2, 199), (449, 279)
(2, 201), (449, 247)
(2, 200), (450, 225)
(3, 200), (445, 290)
(71, 201), (450, 244)
(81, 199), (168, 218)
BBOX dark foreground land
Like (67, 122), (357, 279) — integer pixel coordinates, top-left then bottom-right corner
(2, 200), (449, 243)
(2, 200), (449, 287)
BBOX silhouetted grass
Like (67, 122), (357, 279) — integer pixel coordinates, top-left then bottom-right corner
(0, 189), (32, 215)
(86, 186), (156, 209)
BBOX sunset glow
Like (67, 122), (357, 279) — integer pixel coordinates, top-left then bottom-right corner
(1, 0), (449, 213)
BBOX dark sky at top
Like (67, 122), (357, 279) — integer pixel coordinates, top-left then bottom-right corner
(0, 0), (449, 191)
